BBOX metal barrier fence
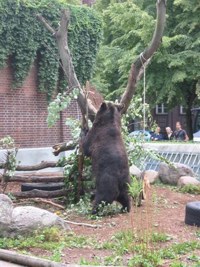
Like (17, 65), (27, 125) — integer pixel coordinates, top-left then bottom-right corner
(141, 151), (200, 178)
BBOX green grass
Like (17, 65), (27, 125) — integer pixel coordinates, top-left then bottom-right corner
(0, 227), (97, 258)
(178, 184), (200, 194)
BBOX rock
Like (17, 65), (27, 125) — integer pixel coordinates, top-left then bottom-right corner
(178, 176), (200, 187)
(143, 170), (159, 184)
(8, 206), (71, 237)
(0, 194), (71, 237)
(0, 194), (13, 235)
(129, 165), (142, 178)
(159, 163), (195, 185)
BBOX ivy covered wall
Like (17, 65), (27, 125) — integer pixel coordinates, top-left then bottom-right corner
(0, 0), (102, 98)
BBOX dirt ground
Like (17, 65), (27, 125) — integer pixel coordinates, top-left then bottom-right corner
(4, 180), (200, 266)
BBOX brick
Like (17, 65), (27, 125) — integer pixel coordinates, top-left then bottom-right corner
(0, 60), (81, 148)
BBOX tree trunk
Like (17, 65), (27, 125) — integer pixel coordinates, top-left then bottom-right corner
(184, 82), (198, 140)
(120, 0), (167, 113)
(185, 106), (193, 140)
(0, 161), (57, 171)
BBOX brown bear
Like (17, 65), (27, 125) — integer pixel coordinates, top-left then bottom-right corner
(81, 101), (131, 214)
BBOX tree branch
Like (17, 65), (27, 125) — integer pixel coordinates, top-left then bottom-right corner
(120, 0), (167, 113)
(52, 141), (76, 156)
(37, 10), (97, 121)
(36, 14), (56, 35)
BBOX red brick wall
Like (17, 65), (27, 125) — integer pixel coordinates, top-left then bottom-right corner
(0, 61), (81, 148)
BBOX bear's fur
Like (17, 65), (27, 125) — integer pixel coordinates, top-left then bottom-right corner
(82, 102), (131, 214)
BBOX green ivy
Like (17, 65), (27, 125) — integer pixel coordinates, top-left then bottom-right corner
(0, 0), (102, 97)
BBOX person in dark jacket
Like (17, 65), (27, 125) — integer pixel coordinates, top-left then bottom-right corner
(174, 121), (189, 141)
(151, 126), (164, 141)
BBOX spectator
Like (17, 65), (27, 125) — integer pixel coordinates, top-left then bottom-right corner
(174, 121), (189, 141)
(151, 126), (164, 141)
(165, 126), (174, 140)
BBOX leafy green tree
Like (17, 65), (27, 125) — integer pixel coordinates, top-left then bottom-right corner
(93, 0), (200, 138)
(93, 1), (155, 99)
(145, 0), (200, 138)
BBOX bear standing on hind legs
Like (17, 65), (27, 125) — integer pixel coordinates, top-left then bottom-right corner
(81, 101), (131, 214)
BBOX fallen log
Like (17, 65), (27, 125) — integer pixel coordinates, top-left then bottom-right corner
(0, 161), (57, 171)
(0, 248), (69, 267)
(10, 188), (68, 199)
(0, 249), (116, 267)
(1, 175), (64, 183)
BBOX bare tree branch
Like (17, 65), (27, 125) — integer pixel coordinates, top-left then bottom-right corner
(120, 0), (167, 113)
(52, 141), (76, 156)
(36, 14), (56, 35)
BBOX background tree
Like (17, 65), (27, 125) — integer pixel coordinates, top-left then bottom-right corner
(145, 0), (200, 139)
(93, 0), (200, 138)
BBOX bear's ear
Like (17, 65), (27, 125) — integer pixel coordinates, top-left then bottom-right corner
(99, 102), (107, 112)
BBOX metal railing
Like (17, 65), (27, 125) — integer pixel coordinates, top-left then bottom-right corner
(141, 151), (200, 178)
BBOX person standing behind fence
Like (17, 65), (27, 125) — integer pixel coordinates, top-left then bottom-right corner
(174, 121), (189, 141)
(151, 126), (164, 141)
(165, 126), (174, 140)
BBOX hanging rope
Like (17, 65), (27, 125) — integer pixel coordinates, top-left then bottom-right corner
(140, 52), (147, 132)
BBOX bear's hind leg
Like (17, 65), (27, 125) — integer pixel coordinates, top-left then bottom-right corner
(92, 194), (113, 215)
(117, 193), (131, 213)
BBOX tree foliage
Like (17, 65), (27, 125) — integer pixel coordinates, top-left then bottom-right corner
(92, 0), (155, 99)
(93, 0), (200, 109)
(92, 0), (199, 137)
(0, 0), (102, 98)
(146, 0), (200, 109)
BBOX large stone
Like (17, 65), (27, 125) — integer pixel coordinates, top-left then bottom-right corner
(0, 194), (70, 237)
(0, 194), (13, 236)
(143, 170), (159, 184)
(178, 176), (200, 187)
(159, 162), (195, 185)
(129, 165), (142, 178)
(8, 206), (71, 237)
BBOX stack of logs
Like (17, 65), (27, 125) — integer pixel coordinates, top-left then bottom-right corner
(0, 160), (69, 199)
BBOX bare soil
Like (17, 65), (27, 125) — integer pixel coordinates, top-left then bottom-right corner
(4, 180), (200, 266)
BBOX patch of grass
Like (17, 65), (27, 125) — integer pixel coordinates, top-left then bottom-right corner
(79, 257), (101, 266)
(161, 241), (200, 259)
(178, 184), (200, 194)
(102, 230), (171, 254)
(196, 230), (200, 238)
(0, 227), (97, 253)
(151, 232), (172, 243)
(128, 251), (163, 267)
(102, 230), (135, 255)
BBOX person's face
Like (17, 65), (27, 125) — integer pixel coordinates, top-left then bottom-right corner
(166, 127), (171, 134)
(156, 127), (160, 133)
(176, 122), (181, 130)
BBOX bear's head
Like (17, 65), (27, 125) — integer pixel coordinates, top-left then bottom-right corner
(93, 102), (124, 126)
